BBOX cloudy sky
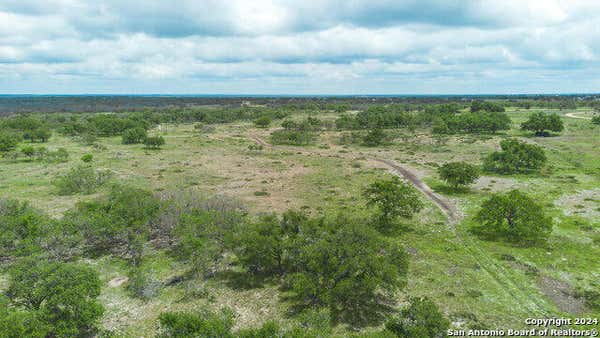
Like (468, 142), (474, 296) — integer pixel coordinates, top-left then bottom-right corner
(1, 0), (600, 94)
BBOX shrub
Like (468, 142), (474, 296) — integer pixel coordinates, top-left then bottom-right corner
(81, 153), (94, 162)
(44, 147), (69, 163)
(0, 200), (49, 258)
(475, 189), (552, 243)
(253, 116), (272, 128)
(438, 161), (480, 188)
(158, 308), (234, 338)
(521, 112), (564, 136)
(364, 177), (423, 232)
(592, 115), (600, 125)
(127, 267), (161, 300)
(5, 258), (104, 337)
(21, 145), (36, 159)
(270, 130), (314, 146)
(144, 135), (165, 149)
(362, 127), (387, 146)
(483, 139), (546, 174)
(122, 127), (148, 144)
(0, 131), (21, 152)
(54, 165), (112, 195)
(63, 185), (161, 260)
(385, 297), (450, 338)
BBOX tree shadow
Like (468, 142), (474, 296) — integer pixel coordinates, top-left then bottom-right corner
(430, 183), (471, 196)
(213, 269), (268, 290)
(281, 293), (395, 329)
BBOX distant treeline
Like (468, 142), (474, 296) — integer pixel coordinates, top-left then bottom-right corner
(0, 94), (598, 114)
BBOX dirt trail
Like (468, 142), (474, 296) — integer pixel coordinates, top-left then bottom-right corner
(371, 158), (461, 224)
(565, 112), (592, 120)
(248, 134), (555, 315)
(249, 134), (460, 224)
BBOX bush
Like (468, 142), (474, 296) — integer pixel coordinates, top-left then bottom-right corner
(81, 153), (94, 162)
(144, 135), (165, 149)
(54, 165), (112, 195)
(385, 297), (450, 338)
(362, 128), (387, 146)
(5, 258), (104, 337)
(44, 147), (69, 163)
(0, 131), (21, 152)
(253, 116), (272, 128)
(158, 308), (234, 338)
(127, 267), (161, 300)
(438, 162), (480, 188)
(270, 130), (314, 146)
(122, 127), (148, 144)
(0, 200), (49, 258)
(521, 112), (564, 136)
(364, 177), (423, 232)
(475, 190), (552, 243)
(63, 185), (161, 261)
(591, 115), (600, 125)
(483, 139), (546, 174)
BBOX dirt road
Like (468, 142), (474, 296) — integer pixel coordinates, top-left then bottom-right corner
(371, 158), (461, 224)
(565, 112), (592, 120)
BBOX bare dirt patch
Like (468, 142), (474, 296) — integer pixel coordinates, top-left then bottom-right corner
(474, 176), (520, 193)
(537, 275), (586, 314)
(108, 276), (129, 288)
(555, 189), (600, 221)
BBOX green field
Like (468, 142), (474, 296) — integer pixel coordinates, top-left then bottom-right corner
(1, 106), (599, 336)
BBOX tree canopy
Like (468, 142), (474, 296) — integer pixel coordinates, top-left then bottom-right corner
(521, 112), (564, 136)
(475, 190), (552, 243)
(364, 177), (423, 232)
(438, 161), (480, 189)
(483, 139), (546, 174)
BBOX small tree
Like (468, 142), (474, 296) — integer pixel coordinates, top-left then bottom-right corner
(364, 177), (423, 232)
(253, 116), (272, 128)
(122, 127), (148, 144)
(438, 162), (480, 189)
(144, 136), (165, 149)
(483, 139), (546, 174)
(592, 115), (600, 125)
(21, 146), (36, 160)
(6, 258), (104, 337)
(475, 190), (552, 243)
(0, 131), (20, 153)
(521, 112), (564, 136)
(362, 127), (387, 146)
(385, 297), (450, 338)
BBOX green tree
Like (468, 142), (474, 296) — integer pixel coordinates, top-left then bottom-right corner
(0, 200), (49, 259)
(144, 135), (165, 149)
(364, 177), (423, 232)
(289, 219), (408, 321)
(158, 308), (234, 338)
(475, 190), (552, 243)
(385, 297), (450, 338)
(591, 115), (600, 125)
(438, 162), (480, 189)
(0, 131), (20, 153)
(483, 139), (546, 174)
(21, 145), (36, 160)
(253, 116), (272, 128)
(362, 127), (387, 146)
(521, 112), (564, 136)
(122, 127), (148, 144)
(63, 185), (161, 263)
(5, 258), (104, 337)
(0, 296), (49, 338)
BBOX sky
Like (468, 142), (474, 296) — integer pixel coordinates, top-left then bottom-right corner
(1, 0), (600, 95)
